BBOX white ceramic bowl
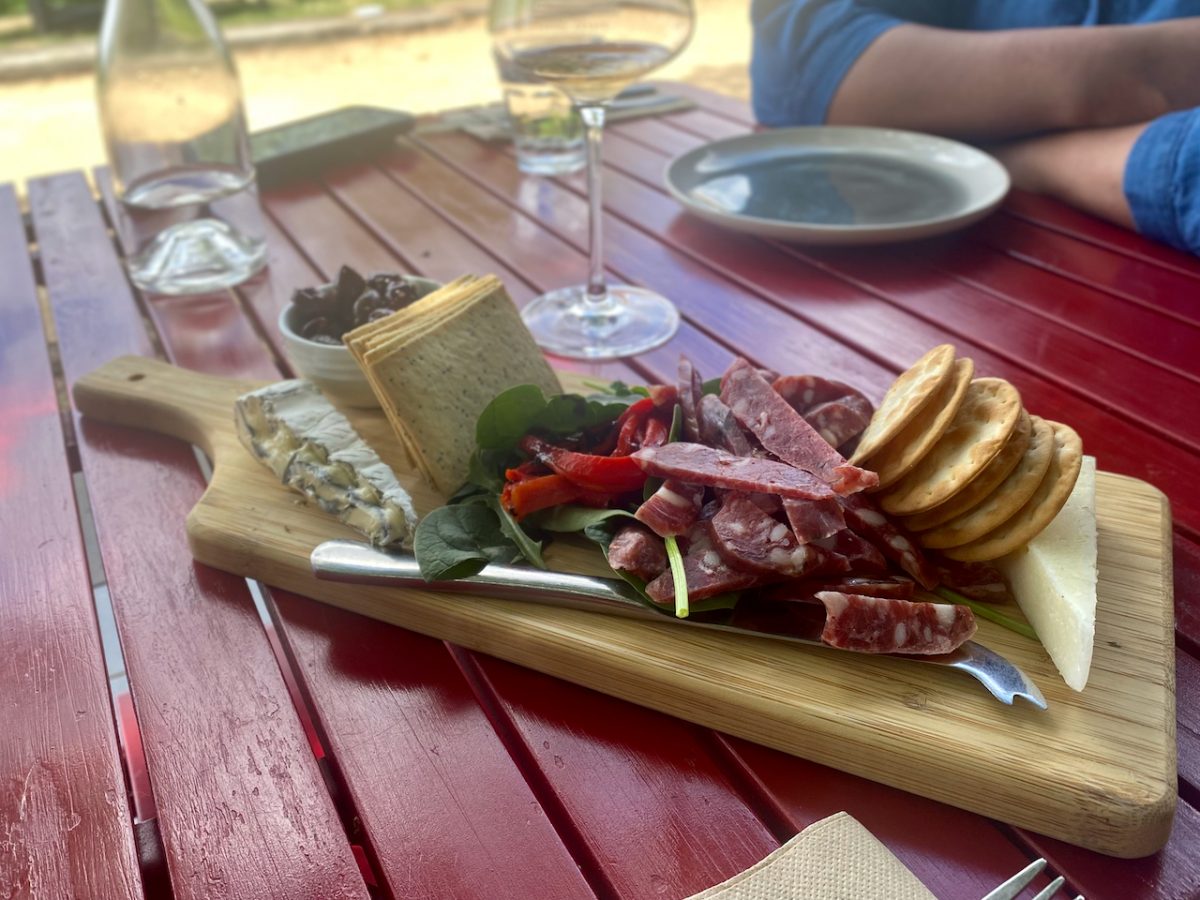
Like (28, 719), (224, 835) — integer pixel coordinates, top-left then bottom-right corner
(278, 275), (441, 408)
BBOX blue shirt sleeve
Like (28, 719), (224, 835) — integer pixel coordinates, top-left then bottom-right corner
(1124, 109), (1200, 255)
(750, 0), (908, 126)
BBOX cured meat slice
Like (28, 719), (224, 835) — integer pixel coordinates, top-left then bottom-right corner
(804, 396), (874, 449)
(783, 497), (845, 543)
(773, 374), (871, 412)
(608, 524), (668, 582)
(635, 479), (704, 537)
(645, 521), (760, 604)
(812, 528), (888, 576)
(816, 592), (976, 654)
(632, 443), (835, 501)
(677, 356), (704, 443)
(721, 358), (878, 494)
(840, 493), (939, 590)
(933, 557), (1014, 604)
(710, 495), (840, 577)
(760, 576), (916, 603)
(698, 394), (754, 456)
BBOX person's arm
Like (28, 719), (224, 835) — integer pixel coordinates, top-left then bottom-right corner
(988, 125), (1145, 228)
(828, 20), (1200, 141)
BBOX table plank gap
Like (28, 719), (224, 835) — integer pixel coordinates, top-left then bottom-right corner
(29, 170), (369, 900)
(0, 180), (144, 900)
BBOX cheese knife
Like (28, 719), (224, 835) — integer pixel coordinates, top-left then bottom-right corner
(311, 539), (1047, 709)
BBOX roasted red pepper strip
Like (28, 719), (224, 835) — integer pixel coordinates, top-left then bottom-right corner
(613, 396), (655, 455)
(502, 473), (582, 520)
(520, 435), (648, 492)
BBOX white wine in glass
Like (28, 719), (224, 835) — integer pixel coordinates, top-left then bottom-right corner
(491, 0), (695, 359)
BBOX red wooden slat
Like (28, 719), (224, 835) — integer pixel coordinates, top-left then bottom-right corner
(1003, 191), (1200, 282)
(971, 214), (1200, 328)
(652, 80), (757, 127)
(920, 237), (1200, 379)
(656, 107), (748, 141)
(269, 595), (598, 900)
(464, 654), (782, 900)
(717, 738), (1055, 900)
(28, 171), (368, 900)
(0, 183), (144, 898)
(1178, 649), (1200, 794)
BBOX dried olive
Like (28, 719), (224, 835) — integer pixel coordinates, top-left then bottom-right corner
(368, 273), (397, 295)
(367, 306), (394, 322)
(308, 333), (342, 346)
(384, 279), (420, 307)
(300, 315), (334, 339)
(335, 265), (367, 304)
(352, 289), (385, 326)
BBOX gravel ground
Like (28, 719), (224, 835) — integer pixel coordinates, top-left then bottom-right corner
(0, 0), (750, 188)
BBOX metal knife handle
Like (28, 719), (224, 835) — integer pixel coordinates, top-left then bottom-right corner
(310, 539), (1046, 709)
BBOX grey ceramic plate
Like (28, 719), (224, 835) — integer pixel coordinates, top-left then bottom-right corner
(665, 126), (1010, 245)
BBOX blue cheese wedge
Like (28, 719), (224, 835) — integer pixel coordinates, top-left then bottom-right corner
(235, 380), (418, 548)
(997, 455), (1097, 691)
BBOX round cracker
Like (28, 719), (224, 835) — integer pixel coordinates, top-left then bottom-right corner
(916, 415), (1054, 548)
(849, 344), (956, 464)
(942, 420), (1083, 562)
(864, 357), (974, 489)
(903, 409), (1032, 532)
(878, 377), (1023, 516)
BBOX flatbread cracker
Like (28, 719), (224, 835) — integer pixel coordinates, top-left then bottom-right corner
(863, 357), (974, 489)
(904, 409), (1032, 532)
(942, 420), (1083, 561)
(352, 275), (561, 495)
(916, 414), (1053, 548)
(850, 344), (956, 464)
(878, 377), (1022, 516)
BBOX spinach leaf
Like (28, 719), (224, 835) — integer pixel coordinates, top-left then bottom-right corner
(475, 384), (631, 452)
(533, 505), (635, 533)
(701, 377), (721, 396)
(485, 494), (547, 570)
(414, 503), (525, 581)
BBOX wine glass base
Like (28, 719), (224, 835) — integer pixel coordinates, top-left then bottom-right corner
(521, 283), (680, 360)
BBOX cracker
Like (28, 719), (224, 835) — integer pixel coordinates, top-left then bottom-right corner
(863, 357), (974, 489)
(916, 415), (1053, 548)
(942, 420), (1084, 561)
(878, 377), (1023, 516)
(849, 344), (956, 464)
(903, 409), (1032, 532)
(361, 276), (561, 495)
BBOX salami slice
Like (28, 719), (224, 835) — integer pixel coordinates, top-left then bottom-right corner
(710, 495), (840, 577)
(812, 527), (888, 576)
(816, 592), (977, 654)
(632, 443), (835, 501)
(783, 497), (845, 543)
(773, 375), (872, 412)
(839, 493), (939, 590)
(608, 524), (668, 582)
(720, 359), (878, 494)
(698, 394), (754, 456)
(677, 356), (704, 443)
(804, 396), (874, 449)
(635, 479), (704, 537)
(932, 557), (1014, 604)
(645, 521), (760, 604)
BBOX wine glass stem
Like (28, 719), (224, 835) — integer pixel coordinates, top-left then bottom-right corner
(579, 103), (608, 307)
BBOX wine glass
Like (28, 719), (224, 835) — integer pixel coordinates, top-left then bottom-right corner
(490, 0), (695, 359)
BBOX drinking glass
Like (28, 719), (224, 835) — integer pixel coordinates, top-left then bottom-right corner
(490, 0), (694, 359)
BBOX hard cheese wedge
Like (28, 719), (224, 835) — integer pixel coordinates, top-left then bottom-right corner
(998, 455), (1098, 691)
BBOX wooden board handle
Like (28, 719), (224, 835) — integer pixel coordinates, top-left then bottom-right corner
(73, 356), (260, 460)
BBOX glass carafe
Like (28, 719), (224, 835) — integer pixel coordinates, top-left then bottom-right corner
(97, 0), (267, 295)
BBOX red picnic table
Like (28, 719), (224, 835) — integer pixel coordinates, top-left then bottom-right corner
(2, 82), (1198, 899)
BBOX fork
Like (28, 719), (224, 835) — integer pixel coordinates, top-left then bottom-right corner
(981, 858), (1084, 900)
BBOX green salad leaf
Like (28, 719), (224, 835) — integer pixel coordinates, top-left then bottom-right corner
(475, 384), (632, 453)
(414, 503), (526, 581)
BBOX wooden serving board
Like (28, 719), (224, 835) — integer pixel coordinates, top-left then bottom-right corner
(74, 356), (1178, 858)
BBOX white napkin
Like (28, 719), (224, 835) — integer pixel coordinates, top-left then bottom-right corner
(685, 812), (936, 900)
